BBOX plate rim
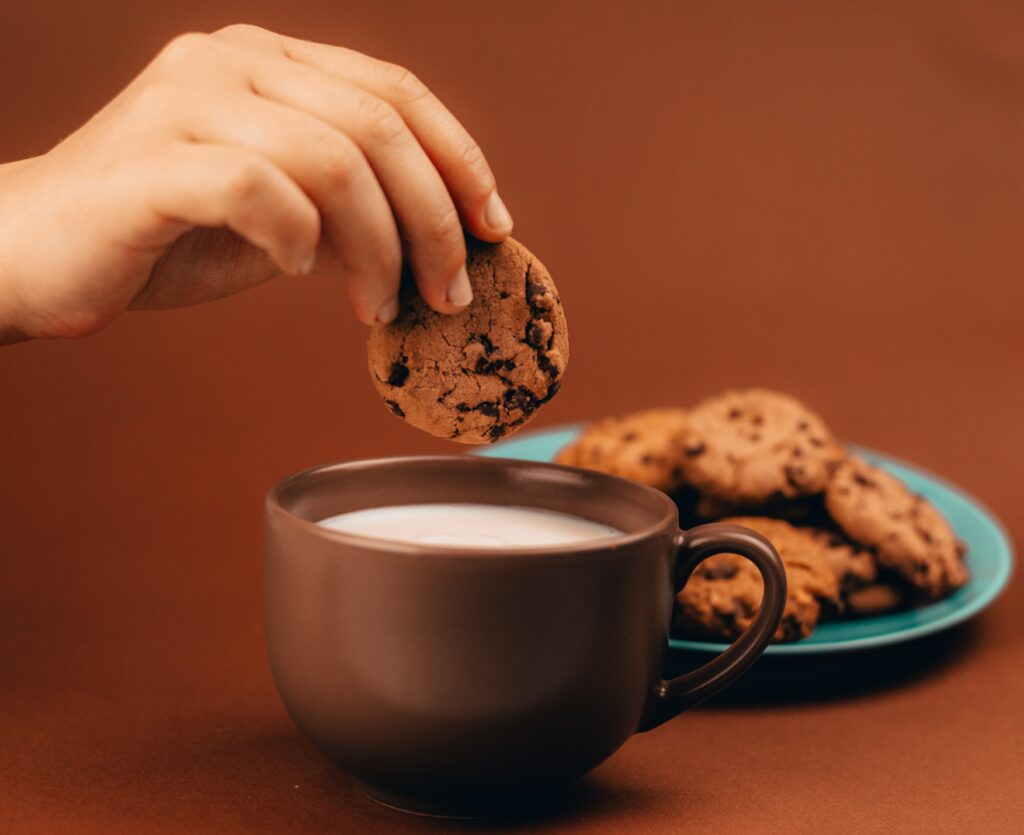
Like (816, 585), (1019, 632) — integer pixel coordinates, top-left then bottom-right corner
(483, 423), (1015, 656)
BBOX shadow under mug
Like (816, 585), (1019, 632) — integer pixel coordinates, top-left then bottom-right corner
(264, 456), (786, 817)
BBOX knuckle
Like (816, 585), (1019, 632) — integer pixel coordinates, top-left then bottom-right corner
(213, 23), (267, 40)
(129, 82), (174, 116)
(157, 32), (211, 68)
(356, 96), (407, 147)
(317, 137), (357, 191)
(425, 205), (465, 265)
(381, 62), (430, 105)
(457, 140), (493, 186)
(224, 157), (270, 203)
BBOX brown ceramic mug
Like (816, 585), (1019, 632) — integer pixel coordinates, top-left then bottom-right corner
(264, 456), (786, 816)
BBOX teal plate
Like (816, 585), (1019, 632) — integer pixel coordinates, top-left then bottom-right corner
(477, 424), (1014, 655)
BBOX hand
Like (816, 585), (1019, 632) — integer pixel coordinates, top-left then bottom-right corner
(0, 24), (513, 343)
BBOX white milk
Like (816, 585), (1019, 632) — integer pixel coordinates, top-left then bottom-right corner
(318, 503), (621, 548)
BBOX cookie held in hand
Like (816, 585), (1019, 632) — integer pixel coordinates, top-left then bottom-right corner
(367, 238), (568, 444)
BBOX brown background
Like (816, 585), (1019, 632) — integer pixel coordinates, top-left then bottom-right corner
(2, 1), (1023, 832)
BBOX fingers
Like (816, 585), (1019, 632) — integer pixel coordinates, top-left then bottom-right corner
(213, 25), (513, 243)
(181, 95), (403, 324)
(141, 142), (319, 279)
(240, 55), (471, 314)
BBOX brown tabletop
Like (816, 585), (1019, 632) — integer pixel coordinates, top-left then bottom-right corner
(2, 1), (1023, 832)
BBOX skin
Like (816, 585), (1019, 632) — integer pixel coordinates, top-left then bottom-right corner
(0, 24), (514, 345)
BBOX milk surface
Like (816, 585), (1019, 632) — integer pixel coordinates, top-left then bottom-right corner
(318, 503), (621, 548)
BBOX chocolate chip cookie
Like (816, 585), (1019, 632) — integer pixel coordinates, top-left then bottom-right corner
(673, 517), (840, 643)
(824, 456), (968, 599)
(678, 388), (845, 505)
(554, 408), (690, 492)
(367, 238), (568, 444)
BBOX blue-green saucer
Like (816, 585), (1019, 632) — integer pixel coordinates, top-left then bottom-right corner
(478, 424), (1014, 655)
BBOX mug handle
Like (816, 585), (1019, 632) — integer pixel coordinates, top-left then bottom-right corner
(638, 522), (787, 731)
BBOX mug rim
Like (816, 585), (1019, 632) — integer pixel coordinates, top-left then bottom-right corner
(265, 454), (680, 558)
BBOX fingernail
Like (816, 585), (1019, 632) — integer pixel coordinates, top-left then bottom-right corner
(296, 252), (316, 275)
(375, 296), (399, 324)
(484, 191), (513, 235)
(446, 265), (473, 308)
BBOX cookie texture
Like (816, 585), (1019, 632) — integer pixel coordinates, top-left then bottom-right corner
(367, 238), (568, 443)
(678, 388), (845, 504)
(825, 456), (968, 599)
(804, 526), (878, 597)
(554, 408), (690, 492)
(672, 517), (840, 643)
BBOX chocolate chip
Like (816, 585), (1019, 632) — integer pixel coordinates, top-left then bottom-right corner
(503, 387), (538, 414)
(537, 351), (558, 377)
(853, 472), (875, 488)
(474, 357), (509, 375)
(684, 441), (706, 457)
(718, 610), (738, 630)
(700, 562), (738, 580)
(384, 399), (405, 418)
(525, 322), (547, 347)
(499, 291), (510, 299)
(785, 463), (805, 488)
(477, 401), (500, 418)
(540, 379), (561, 403)
(476, 333), (495, 354)
(386, 361), (409, 387)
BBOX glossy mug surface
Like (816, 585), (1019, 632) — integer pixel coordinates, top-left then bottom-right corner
(264, 456), (786, 816)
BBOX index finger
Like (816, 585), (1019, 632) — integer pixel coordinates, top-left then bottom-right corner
(213, 25), (513, 242)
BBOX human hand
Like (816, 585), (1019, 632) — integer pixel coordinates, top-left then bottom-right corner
(0, 24), (513, 343)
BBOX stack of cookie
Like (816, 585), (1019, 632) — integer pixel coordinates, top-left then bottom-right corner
(555, 388), (969, 643)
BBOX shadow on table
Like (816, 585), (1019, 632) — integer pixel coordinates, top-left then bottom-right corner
(374, 777), (670, 833)
(665, 620), (981, 707)
(42, 625), (980, 831)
